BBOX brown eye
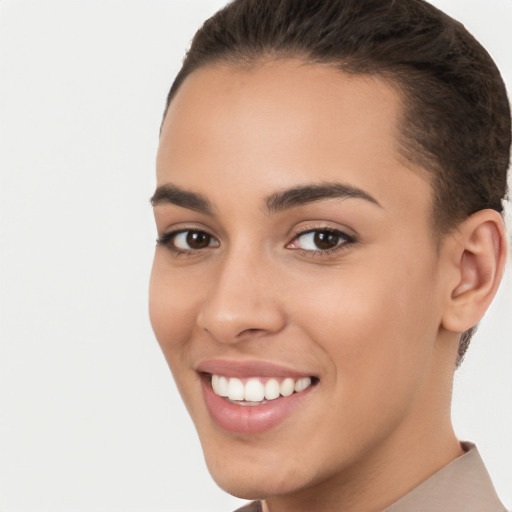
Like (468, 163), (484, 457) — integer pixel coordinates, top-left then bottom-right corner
(186, 231), (211, 249)
(313, 231), (341, 250)
(289, 228), (355, 253)
(170, 230), (219, 251)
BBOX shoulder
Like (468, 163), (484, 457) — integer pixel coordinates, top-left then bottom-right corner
(233, 501), (263, 512)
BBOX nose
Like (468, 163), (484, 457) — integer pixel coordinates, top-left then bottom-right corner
(197, 250), (286, 344)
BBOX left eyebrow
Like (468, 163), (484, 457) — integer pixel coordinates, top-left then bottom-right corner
(265, 182), (382, 213)
(150, 184), (214, 215)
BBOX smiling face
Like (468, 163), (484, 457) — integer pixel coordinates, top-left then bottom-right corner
(150, 60), (461, 507)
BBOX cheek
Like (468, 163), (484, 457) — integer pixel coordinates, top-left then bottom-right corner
(295, 249), (439, 402)
(148, 254), (201, 364)
(287, 268), (437, 465)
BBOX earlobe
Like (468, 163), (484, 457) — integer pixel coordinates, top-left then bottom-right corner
(442, 209), (507, 333)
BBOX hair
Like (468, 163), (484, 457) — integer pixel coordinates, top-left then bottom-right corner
(163, 0), (511, 365)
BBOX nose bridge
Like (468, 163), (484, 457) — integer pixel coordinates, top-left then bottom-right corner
(197, 242), (285, 343)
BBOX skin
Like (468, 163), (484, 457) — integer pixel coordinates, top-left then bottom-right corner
(149, 60), (505, 511)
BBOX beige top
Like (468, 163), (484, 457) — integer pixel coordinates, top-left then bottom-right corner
(234, 443), (508, 511)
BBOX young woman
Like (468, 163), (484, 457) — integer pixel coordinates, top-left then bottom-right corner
(149, 0), (511, 510)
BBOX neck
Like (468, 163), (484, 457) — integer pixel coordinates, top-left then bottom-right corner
(264, 427), (462, 512)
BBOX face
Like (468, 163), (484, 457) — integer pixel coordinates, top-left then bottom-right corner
(150, 61), (453, 501)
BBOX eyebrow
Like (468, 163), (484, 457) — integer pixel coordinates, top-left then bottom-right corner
(150, 181), (382, 215)
(150, 184), (213, 215)
(265, 182), (382, 213)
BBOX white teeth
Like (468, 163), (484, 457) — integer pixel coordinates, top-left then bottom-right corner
(217, 376), (229, 397)
(264, 378), (280, 400)
(212, 375), (313, 401)
(244, 379), (265, 402)
(212, 374), (220, 394)
(212, 375), (229, 397)
(295, 377), (312, 392)
(227, 377), (245, 401)
(280, 378), (295, 397)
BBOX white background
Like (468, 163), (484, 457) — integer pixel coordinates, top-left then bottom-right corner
(0, 1), (511, 511)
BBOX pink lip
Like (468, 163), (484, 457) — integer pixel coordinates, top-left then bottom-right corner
(197, 359), (313, 379)
(198, 359), (317, 434)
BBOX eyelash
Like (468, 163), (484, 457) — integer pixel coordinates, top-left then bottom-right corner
(156, 230), (218, 257)
(156, 227), (356, 257)
(287, 228), (356, 256)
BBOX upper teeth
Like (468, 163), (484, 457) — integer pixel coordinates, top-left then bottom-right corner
(211, 375), (312, 402)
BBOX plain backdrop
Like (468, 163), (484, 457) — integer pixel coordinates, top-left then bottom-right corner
(0, 1), (511, 511)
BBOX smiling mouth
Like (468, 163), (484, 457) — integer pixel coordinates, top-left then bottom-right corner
(209, 374), (319, 405)
(199, 367), (319, 433)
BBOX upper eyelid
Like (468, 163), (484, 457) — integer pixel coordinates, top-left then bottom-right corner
(289, 221), (357, 239)
(294, 226), (348, 235)
(290, 227), (355, 243)
(159, 227), (218, 239)
(157, 222), (218, 237)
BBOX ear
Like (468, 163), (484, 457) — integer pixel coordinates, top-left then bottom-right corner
(441, 209), (508, 334)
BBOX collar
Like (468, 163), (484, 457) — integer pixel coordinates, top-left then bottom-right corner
(384, 442), (507, 512)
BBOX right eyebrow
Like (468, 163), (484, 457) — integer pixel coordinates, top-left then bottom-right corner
(150, 184), (214, 215)
(265, 182), (382, 213)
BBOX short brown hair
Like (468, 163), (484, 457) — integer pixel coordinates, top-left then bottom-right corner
(163, 0), (511, 363)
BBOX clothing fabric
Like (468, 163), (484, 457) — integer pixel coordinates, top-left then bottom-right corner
(233, 443), (508, 511)
(234, 502), (263, 512)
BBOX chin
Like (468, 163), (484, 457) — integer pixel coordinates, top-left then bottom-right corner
(206, 462), (292, 501)
(200, 437), (317, 501)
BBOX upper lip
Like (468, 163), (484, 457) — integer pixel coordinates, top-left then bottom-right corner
(196, 359), (316, 379)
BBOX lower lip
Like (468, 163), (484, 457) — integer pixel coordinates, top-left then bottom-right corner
(201, 376), (315, 434)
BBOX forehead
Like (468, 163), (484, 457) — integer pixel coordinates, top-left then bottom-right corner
(161, 60), (401, 171)
(158, 60), (433, 225)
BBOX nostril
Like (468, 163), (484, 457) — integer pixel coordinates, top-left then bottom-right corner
(237, 328), (265, 338)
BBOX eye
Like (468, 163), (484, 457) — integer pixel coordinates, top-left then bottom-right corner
(287, 228), (355, 253)
(157, 229), (220, 253)
(174, 230), (218, 250)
